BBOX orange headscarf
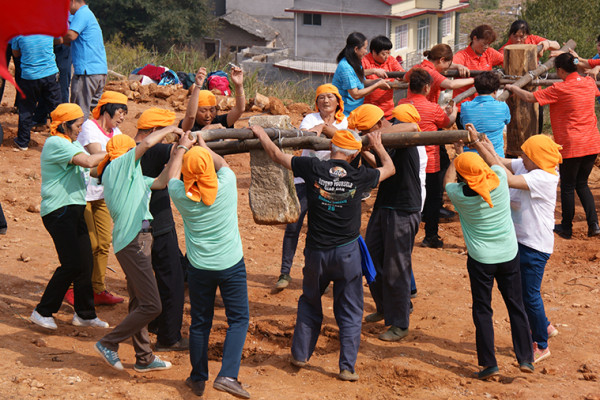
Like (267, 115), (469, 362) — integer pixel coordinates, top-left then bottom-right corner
(92, 91), (128, 120)
(315, 84), (345, 124)
(393, 104), (421, 131)
(347, 104), (384, 132)
(97, 135), (136, 176)
(521, 134), (563, 176)
(50, 103), (84, 142)
(182, 146), (218, 205)
(454, 152), (500, 208)
(331, 130), (362, 151)
(197, 90), (217, 107)
(137, 108), (176, 129)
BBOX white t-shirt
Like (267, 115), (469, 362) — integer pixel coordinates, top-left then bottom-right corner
(294, 112), (348, 185)
(417, 146), (427, 211)
(509, 159), (559, 254)
(77, 119), (123, 201)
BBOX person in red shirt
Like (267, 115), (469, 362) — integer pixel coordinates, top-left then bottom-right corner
(404, 44), (473, 105)
(398, 69), (457, 248)
(505, 52), (600, 239)
(362, 35), (403, 119)
(453, 25), (504, 126)
(499, 20), (559, 56)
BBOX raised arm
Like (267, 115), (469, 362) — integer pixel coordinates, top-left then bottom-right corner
(151, 133), (197, 190)
(135, 126), (184, 160)
(226, 66), (245, 127)
(251, 125), (293, 170)
(441, 77), (475, 90)
(504, 84), (538, 103)
(181, 68), (207, 132)
(367, 131), (395, 183)
(197, 133), (229, 171)
(347, 79), (391, 100)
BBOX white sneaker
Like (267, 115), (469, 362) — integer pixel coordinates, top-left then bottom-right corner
(72, 313), (109, 328)
(30, 310), (57, 330)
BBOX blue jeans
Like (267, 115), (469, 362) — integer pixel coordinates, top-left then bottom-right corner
(281, 183), (308, 275)
(188, 258), (249, 382)
(519, 243), (551, 349)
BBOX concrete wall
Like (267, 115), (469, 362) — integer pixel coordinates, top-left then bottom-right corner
(293, 0), (389, 14)
(295, 14), (387, 60)
(227, 0), (294, 17)
(217, 24), (272, 53)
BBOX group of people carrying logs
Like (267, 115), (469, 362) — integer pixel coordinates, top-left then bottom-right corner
(26, 19), (600, 399)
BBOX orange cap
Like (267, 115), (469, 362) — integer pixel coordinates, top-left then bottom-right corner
(347, 104), (384, 131)
(331, 130), (362, 151)
(454, 152), (500, 208)
(182, 146), (218, 205)
(315, 84), (345, 124)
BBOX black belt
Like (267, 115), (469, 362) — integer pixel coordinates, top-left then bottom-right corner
(141, 220), (152, 233)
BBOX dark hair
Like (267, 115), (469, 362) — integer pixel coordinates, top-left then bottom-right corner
(554, 53), (577, 73)
(100, 103), (128, 118)
(370, 35), (393, 54)
(474, 71), (500, 95)
(508, 20), (531, 36)
(423, 43), (453, 62)
(597, 34), (600, 43)
(56, 117), (80, 134)
(470, 24), (497, 44)
(409, 68), (432, 94)
(337, 32), (367, 81)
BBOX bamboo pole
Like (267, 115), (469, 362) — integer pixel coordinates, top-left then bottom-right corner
(200, 129), (472, 155)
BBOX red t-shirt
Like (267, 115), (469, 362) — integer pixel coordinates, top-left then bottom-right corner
(362, 53), (404, 118)
(533, 72), (600, 158)
(398, 92), (450, 173)
(588, 58), (600, 68)
(452, 45), (504, 110)
(404, 59), (447, 104)
(499, 34), (546, 53)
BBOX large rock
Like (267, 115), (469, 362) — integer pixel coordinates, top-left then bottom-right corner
(248, 115), (300, 225)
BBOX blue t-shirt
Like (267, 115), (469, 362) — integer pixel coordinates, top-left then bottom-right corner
(69, 5), (107, 75)
(332, 57), (365, 116)
(11, 35), (58, 80)
(460, 95), (511, 157)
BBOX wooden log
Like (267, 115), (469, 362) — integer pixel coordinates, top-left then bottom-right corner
(203, 129), (472, 155)
(503, 44), (540, 156)
(391, 78), (600, 90)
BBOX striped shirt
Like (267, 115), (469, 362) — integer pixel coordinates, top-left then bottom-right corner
(460, 95), (511, 157)
(11, 35), (58, 80)
(452, 45), (504, 110)
(404, 59), (447, 105)
(533, 72), (600, 158)
(362, 53), (403, 118)
(499, 34), (546, 53)
(398, 92), (450, 173)
(588, 58), (600, 68)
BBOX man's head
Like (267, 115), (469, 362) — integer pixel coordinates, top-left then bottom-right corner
(408, 68), (432, 96)
(347, 104), (385, 133)
(330, 130), (362, 162)
(474, 71), (500, 95)
(136, 107), (176, 138)
(369, 35), (393, 64)
(69, 0), (85, 14)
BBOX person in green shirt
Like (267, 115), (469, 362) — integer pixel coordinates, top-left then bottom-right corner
(94, 123), (194, 373)
(30, 103), (109, 331)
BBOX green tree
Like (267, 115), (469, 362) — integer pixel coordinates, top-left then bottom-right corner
(90, 0), (218, 51)
(523, 0), (600, 58)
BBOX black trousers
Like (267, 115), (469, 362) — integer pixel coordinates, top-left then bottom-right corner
(37, 205), (96, 319)
(148, 227), (185, 346)
(423, 171), (443, 238)
(467, 253), (533, 367)
(559, 154), (599, 229)
(16, 74), (60, 148)
(0, 202), (6, 229)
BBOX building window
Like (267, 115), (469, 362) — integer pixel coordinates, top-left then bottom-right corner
(417, 18), (430, 53)
(440, 14), (451, 37)
(303, 13), (322, 26)
(395, 24), (408, 49)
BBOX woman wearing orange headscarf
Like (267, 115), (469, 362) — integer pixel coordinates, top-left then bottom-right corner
(180, 66), (245, 132)
(30, 104), (109, 331)
(275, 84), (349, 290)
(444, 125), (534, 380)
(69, 90), (128, 307)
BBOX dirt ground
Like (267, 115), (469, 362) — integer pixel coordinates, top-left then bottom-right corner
(1, 82), (600, 400)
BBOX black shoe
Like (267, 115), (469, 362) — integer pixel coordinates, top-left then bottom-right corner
(439, 207), (456, 219)
(155, 337), (189, 352)
(275, 273), (291, 290)
(554, 224), (572, 239)
(421, 235), (443, 248)
(186, 377), (206, 397)
(410, 288), (417, 298)
(410, 301), (413, 314)
(213, 376), (250, 399)
(588, 223), (600, 237)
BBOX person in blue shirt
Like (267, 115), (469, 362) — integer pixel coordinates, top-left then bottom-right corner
(61, 0), (107, 119)
(332, 32), (391, 116)
(11, 35), (61, 150)
(460, 71), (511, 157)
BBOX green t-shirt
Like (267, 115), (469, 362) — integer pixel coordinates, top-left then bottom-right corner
(169, 167), (243, 271)
(445, 165), (518, 264)
(102, 149), (154, 253)
(40, 137), (86, 216)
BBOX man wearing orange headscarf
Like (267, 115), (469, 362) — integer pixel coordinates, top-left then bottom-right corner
(444, 124), (534, 380)
(168, 136), (250, 398)
(275, 83), (348, 291)
(469, 130), (562, 363)
(132, 107), (188, 352)
(349, 104), (422, 343)
(180, 66), (245, 133)
(94, 120), (193, 374)
(252, 124), (394, 382)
